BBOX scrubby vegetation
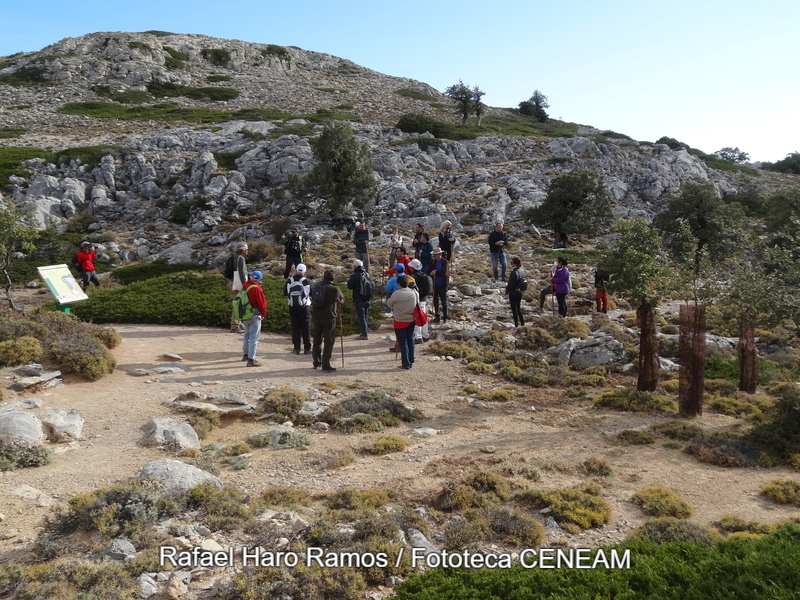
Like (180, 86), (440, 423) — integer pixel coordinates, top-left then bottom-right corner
(319, 390), (423, 432)
(519, 487), (612, 533)
(593, 388), (676, 412)
(761, 480), (800, 507)
(631, 486), (693, 518)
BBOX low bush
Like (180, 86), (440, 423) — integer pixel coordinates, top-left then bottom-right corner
(0, 336), (42, 365)
(539, 315), (591, 341)
(520, 488), (612, 532)
(485, 507), (545, 547)
(0, 444), (53, 470)
(707, 395), (764, 422)
(42, 481), (168, 537)
(434, 471), (511, 512)
(200, 48), (231, 66)
(110, 259), (205, 285)
(467, 361), (493, 374)
(320, 390), (423, 432)
(514, 326), (558, 350)
(630, 517), (721, 545)
(704, 378), (738, 395)
(684, 437), (759, 468)
(396, 113), (478, 140)
(260, 486), (311, 508)
(223, 564), (367, 600)
(717, 515), (777, 535)
(48, 331), (116, 381)
(0, 561), (137, 600)
(184, 482), (257, 531)
(442, 518), (486, 550)
(650, 419), (704, 441)
(314, 449), (356, 470)
(186, 409), (220, 440)
(746, 385), (800, 465)
(593, 388), (676, 412)
(761, 480), (800, 507)
(631, 486), (693, 518)
(364, 435), (407, 455)
(259, 387), (310, 422)
(582, 457), (613, 477)
(429, 341), (475, 359)
(618, 430), (655, 445)
(327, 488), (390, 510)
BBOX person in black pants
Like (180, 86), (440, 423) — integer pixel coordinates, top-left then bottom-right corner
(284, 264), (312, 354)
(281, 229), (305, 279)
(429, 248), (449, 323)
(506, 256), (525, 327)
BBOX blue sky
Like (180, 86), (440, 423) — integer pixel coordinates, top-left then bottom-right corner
(2, 0), (798, 162)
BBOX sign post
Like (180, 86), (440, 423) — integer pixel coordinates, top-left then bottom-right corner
(36, 264), (89, 311)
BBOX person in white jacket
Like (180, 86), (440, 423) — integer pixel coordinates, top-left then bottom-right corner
(386, 275), (419, 370)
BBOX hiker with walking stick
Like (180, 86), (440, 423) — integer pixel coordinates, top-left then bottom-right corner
(310, 270), (343, 373)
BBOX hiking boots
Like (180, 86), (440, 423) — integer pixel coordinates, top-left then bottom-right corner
(242, 354), (248, 361)
(321, 366), (337, 373)
(246, 359), (262, 367)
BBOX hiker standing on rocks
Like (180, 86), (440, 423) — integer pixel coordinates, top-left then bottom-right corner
(488, 222), (509, 282)
(418, 233), (434, 275)
(225, 242), (249, 333)
(387, 274), (419, 370)
(551, 256), (571, 318)
(347, 259), (372, 340)
(537, 260), (557, 313)
(388, 226), (403, 267)
(506, 256), (526, 327)
(430, 247), (450, 324)
(411, 223), (425, 259)
(594, 257), (610, 314)
(75, 241), (100, 291)
(438, 220), (456, 263)
(409, 258), (432, 343)
(242, 271), (267, 367)
(280, 228), (305, 279)
(284, 263), (312, 355)
(311, 270), (344, 373)
(353, 221), (371, 274)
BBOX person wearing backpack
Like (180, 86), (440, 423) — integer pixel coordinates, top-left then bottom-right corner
(241, 271), (267, 367)
(408, 258), (432, 343)
(74, 241), (100, 291)
(386, 275), (419, 370)
(594, 257), (610, 314)
(224, 242), (249, 333)
(346, 259), (373, 340)
(506, 256), (527, 327)
(284, 263), (312, 355)
(311, 270), (344, 373)
(280, 229), (305, 279)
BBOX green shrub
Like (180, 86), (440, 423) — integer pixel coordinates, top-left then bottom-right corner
(541, 316), (592, 341)
(434, 471), (511, 511)
(521, 488), (611, 532)
(207, 74), (232, 82)
(259, 387), (310, 421)
(200, 48), (231, 66)
(761, 480), (800, 506)
(88, 323), (122, 349)
(42, 481), (167, 537)
(485, 507), (545, 547)
(467, 361), (493, 374)
(395, 113), (478, 140)
(718, 515), (777, 535)
(184, 483), (257, 531)
(704, 378), (738, 395)
(110, 259), (205, 285)
(162, 46), (188, 69)
(315, 449), (356, 470)
(364, 435), (407, 455)
(0, 336), (42, 365)
(650, 419), (704, 441)
(394, 89), (436, 101)
(260, 486), (311, 508)
(631, 486), (693, 518)
(515, 326), (557, 350)
(630, 517), (721, 545)
(684, 437), (759, 468)
(0, 443), (53, 470)
(0, 318), (47, 342)
(321, 390), (423, 432)
(582, 457), (613, 477)
(93, 85), (153, 104)
(442, 518), (486, 550)
(147, 81), (240, 101)
(746, 385), (800, 464)
(49, 331), (115, 381)
(0, 127), (26, 139)
(593, 388), (676, 412)
(0, 561), (137, 599)
(707, 395), (764, 421)
(186, 409), (220, 440)
(327, 487), (390, 510)
(0, 66), (54, 86)
(618, 430), (655, 445)
(223, 564), (366, 600)
(429, 341), (475, 359)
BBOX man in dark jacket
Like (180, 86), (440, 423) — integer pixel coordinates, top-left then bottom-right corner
(353, 221), (371, 274)
(284, 263), (312, 355)
(488, 222), (509, 282)
(506, 256), (526, 327)
(429, 248), (450, 324)
(408, 258), (432, 343)
(311, 270), (344, 373)
(346, 259), (371, 340)
(280, 229), (305, 278)
(594, 257), (610, 314)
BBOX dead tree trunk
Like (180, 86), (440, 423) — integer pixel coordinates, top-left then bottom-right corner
(679, 304), (706, 416)
(3, 269), (19, 312)
(738, 323), (758, 394)
(637, 300), (660, 392)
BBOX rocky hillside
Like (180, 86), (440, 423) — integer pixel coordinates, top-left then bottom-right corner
(0, 31), (797, 266)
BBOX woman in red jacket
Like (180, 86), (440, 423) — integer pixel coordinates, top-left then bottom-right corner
(75, 241), (100, 291)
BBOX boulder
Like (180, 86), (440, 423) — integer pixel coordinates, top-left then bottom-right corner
(140, 418), (200, 451)
(0, 411), (44, 448)
(96, 538), (137, 561)
(40, 408), (84, 442)
(140, 459), (222, 496)
(549, 332), (628, 368)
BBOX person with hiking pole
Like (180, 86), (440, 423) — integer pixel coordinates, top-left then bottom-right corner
(386, 274), (418, 370)
(346, 259), (373, 340)
(338, 307), (345, 367)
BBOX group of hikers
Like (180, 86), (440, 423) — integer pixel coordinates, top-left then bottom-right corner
(224, 220), (612, 372)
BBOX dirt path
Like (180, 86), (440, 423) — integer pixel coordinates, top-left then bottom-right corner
(1, 322), (798, 556)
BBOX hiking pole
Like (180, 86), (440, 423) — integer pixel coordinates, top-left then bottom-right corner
(551, 285), (555, 316)
(339, 308), (345, 367)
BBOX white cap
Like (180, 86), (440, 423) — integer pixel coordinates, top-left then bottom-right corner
(296, 264), (307, 273)
(355, 221), (361, 226)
